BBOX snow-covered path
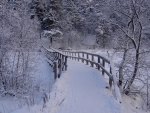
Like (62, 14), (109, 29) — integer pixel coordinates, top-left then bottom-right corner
(46, 59), (121, 113)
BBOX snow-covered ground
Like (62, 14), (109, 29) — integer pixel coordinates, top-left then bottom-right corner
(0, 52), (54, 113)
(43, 59), (121, 113)
(42, 58), (149, 113)
(1, 50), (149, 113)
(14, 59), (121, 113)
(91, 49), (149, 113)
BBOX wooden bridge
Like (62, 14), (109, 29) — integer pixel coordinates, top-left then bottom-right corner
(42, 47), (114, 89)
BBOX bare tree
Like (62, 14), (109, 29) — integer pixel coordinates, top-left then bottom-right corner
(109, 0), (150, 95)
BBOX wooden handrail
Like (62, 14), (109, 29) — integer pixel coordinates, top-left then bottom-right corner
(63, 50), (110, 64)
(42, 47), (68, 79)
(62, 50), (113, 88)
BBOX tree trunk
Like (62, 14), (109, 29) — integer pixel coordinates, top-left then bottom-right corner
(124, 48), (140, 94)
(124, 19), (142, 95)
(119, 48), (127, 87)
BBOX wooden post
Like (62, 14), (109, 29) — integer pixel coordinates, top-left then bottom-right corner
(109, 77), (113, 88)
(60, 54), (62, 59)
(57, 53), (59, 58)
(97, 64), (100, 70)
(72, 52), (74, 60)
(72, 52), (74, 57)
(110, 66), (112, 74)
(62, 55), (64, 71)
(102, 60), (105, 75)
(75, 53), (77, 61)
(86, 54), (89, 65)
(58, 59), (62, 78)
(97, 57), (100, 70)
(54, 61), (58, 79)
(54, 52), (56, 58)
(70, 52), (71, 56)
(78, 53), (80, 61)
(64, 56), (68, 71)
(91, 61), (94, 67)
(92, 55), (94, 61)
(57, 53), (59, 59)
(82, 53), (84, 63)
(91, 55), (94, 67)
(98, 56), (100, 63)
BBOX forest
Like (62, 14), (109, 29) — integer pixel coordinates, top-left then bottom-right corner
(0, 0), (150, 113)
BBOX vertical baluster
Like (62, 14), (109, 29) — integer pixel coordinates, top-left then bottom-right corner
(64, 56), (68, 71)
(62, 55), (64, 71)
(82, 53), (84, 63)
(78, 53), (80, 61)
(58, 59), (62, 78)
(86, 54), (89, 65)
(54, 61), (58, 79)
(98, 56), (100, 70)
(91, 55), (94, 67)
(102, 59), (105, 75)
(75, 52), (77, 60)
(72, 52), (74, 59)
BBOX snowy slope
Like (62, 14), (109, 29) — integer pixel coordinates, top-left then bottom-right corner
(0, 52), (54, 113)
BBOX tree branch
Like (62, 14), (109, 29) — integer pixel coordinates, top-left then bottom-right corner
(110, 22), (137, 48)
(113, 9), (132, 19)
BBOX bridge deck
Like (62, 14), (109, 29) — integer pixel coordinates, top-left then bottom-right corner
(47, 59), (121, 113)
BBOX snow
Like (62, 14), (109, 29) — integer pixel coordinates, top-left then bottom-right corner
(43, 30), (63, 38)
(89, 49), (150, 113)
(29, 52), (55, 104)
(43, 59), (121, 113)
(121, 95), (149, 113)
(1, 51), (149, 113)
(0, 97), (25, 113)
(0, 52), (54, 113)
(30, 52), (54, 93)
(82, 35), (96, 46)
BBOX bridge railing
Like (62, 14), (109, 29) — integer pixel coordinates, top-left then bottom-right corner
(62, 50), (113, 88)
(42, 47), (68, 79)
